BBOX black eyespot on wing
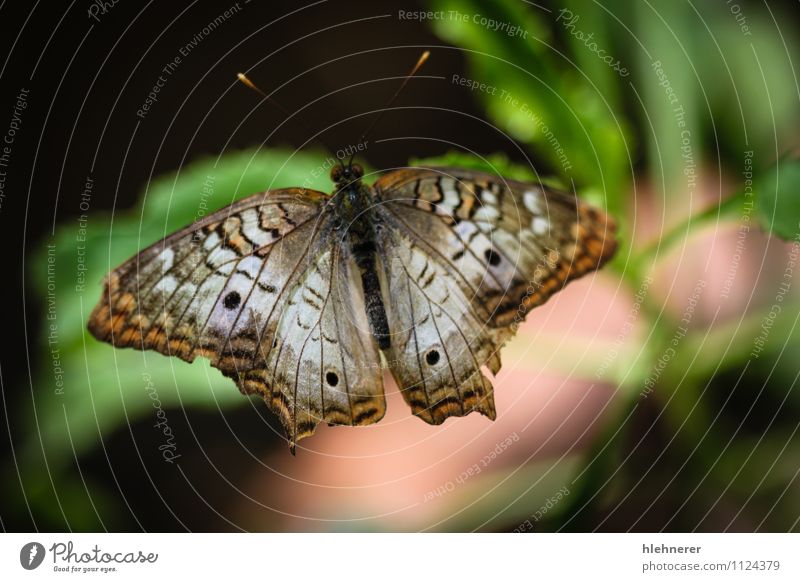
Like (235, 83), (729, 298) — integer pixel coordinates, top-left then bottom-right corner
(485, 248), (501, 266)
(425, 349), (440, 366)
(326, 371), (339, 386)
(223, 291), (241, 310)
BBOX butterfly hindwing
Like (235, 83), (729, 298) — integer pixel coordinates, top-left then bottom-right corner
(249, 237), (385, 448)
(378, 224), (500, 424)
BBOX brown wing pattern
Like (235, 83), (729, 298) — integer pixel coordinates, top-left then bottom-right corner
(88, 188), (385, 450)
(253, 239), (386, 449)
(374, 167), (616, 424)
(375, 167), (617, 327)
(88, 168), (617, 447)
(378, 225), (501, 424)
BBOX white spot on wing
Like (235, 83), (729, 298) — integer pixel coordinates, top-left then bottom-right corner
(155, 248), (175, 270)
(237, 255), (263, 279)
(241, 209), (274, 246)
(440, 177), (461, 210)
(531, 216), (549, 235)
(524, 190), (543, 215)
(473, 205), (500, 222)
(216, 261), (235, 276)
(455, 220), (478, 239)
(206, 246), (238, 269)
(203, 231), (221, 251)
(153, 275), (178, 295)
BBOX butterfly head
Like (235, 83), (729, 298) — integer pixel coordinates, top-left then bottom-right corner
(331, 162), (364, 189)
(330, 162), (372, 226)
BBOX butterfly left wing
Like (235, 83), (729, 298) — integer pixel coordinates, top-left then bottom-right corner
(88, 189), (328, 364)
(88, 188), (386, 450)
(373, 167), (617, 425)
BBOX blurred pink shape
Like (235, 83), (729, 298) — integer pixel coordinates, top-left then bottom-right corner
(233, 274), (622, 531)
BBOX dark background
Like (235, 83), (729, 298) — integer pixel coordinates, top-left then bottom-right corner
(0, 0), (528, 531)
(2, 0), (798, 532)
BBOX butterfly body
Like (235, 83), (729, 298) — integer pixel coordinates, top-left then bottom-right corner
(89, 162), (616, 451)
(329, 164), (392, 350)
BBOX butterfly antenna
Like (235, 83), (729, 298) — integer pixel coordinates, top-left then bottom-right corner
(237, 72), (344, 169)
(347, 50), (430, 167)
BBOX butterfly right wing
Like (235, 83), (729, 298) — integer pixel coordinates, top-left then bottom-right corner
(377, 222), (501, 425)
(373, 167), (616, 426)
(375, 167), (617, 329)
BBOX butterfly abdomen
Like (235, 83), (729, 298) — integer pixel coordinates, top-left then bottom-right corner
(338, 183), (392, 350)
(352, 238), (391, 350)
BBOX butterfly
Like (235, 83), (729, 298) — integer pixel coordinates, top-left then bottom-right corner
(87, 56), (617, 453)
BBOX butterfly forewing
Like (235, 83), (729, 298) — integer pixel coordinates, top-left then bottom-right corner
(375, 167), (617, 328)
(89, 189), (326, 362)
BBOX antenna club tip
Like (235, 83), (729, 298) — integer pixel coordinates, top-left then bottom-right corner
(237, 73), (264, 94)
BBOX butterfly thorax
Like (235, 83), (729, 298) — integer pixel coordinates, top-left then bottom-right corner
(329, 164), (391, 350)
(332, 180), (372, 229)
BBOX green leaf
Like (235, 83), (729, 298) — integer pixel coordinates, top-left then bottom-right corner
(756, 156), (800, 240)
(410, 150), (538, 182)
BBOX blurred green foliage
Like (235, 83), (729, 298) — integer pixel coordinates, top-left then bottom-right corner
(757, 156), (800, 240)
(14, 0), (800, 530)
(424, 0), (800, 531)
(429, 0), (630, 221)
